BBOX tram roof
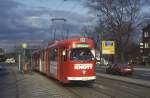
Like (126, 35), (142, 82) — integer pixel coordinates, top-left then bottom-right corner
(47, 37), (94, 48)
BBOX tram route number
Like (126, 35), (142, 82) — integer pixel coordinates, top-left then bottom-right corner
(74, 64), (93, 70)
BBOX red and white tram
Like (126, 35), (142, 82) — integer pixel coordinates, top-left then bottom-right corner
(33, 37), (96, 84)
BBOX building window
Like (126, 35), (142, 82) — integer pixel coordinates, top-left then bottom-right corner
(145, 43), (149, 48)
(140, 43), (143, 48)
(144, 32), (149, 37)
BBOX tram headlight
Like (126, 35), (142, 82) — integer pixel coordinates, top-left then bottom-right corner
(72, 42), (76, 48)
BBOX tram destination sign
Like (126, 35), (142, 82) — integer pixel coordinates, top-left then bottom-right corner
(76, 44), (89, 48)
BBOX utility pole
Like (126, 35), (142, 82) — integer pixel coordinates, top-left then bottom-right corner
(66, 28), (69, 39)
(51, 18), (67, 40)
(100, 32), (103, 65)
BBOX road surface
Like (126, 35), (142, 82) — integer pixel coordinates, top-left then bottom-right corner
(96, 65), (150, 81)
(0, 62), (150, 98)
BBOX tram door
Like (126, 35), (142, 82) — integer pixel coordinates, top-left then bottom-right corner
(60, 48), (67, 81)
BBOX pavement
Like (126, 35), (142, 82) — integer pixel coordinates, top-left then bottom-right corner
(0, 63), (77, 98)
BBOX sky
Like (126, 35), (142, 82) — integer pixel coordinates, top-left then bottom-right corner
(0, 0), (95, 52)
(0, 0), (150, 52)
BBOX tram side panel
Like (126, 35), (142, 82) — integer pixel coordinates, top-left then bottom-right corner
(35, 53), (40, 71)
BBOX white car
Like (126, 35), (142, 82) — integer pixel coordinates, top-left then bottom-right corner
(5, 58), (15, 64)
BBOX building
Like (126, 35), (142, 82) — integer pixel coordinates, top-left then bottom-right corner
(140, 24), (150, 64)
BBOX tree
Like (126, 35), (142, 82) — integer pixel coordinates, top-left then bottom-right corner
(87, 0), (140, 62)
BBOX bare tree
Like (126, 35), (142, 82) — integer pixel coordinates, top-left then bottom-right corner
(87, 0), (140, 62)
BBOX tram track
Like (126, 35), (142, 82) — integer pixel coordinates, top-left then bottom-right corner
(63, 76), (150, 98)
(64, 83), (113, 98)
(94, 76), (150, 98)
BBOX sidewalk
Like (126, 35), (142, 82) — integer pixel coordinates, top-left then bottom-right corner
(3, 65), (77, 98)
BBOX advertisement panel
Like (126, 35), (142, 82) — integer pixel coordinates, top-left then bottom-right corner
(102, 41), (115, 54)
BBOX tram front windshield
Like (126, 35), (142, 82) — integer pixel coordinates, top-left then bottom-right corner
(70, 48), (94, 61)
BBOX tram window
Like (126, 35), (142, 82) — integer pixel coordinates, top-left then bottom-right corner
(50, 48), (58, 61)
(70, 48), (94, 61)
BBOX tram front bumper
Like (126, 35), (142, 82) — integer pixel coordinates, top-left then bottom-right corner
(67, 76), (96, 81)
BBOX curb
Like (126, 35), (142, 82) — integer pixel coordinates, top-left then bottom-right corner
(134, 68), (150, 71)
(96, 73), (150, 88)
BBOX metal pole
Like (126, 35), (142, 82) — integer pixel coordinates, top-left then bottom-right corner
(66, 28), (69, 39)
(51, 18), (67, 40)
(18, 54), (21, 72)
(23, 48), (25, 73)
(100, 32), (103, 65)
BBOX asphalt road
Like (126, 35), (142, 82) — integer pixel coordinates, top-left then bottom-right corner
(94, 76), (150, 98)
(0, 62), (17, 98)
(0, 62), (150, 98)
(96, 66), (150, 81)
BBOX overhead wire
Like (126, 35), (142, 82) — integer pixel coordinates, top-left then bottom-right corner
(50, 0), (83, 40)
(50, 0), (66, 40)
(64, 0), (83, 38)
(65, 0), (82, 18)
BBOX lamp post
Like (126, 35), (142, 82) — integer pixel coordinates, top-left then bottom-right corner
(20, 43), (27, 73)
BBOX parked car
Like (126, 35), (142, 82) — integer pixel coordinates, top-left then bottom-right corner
(5, 58), (16, 64)
(106, 63), (134, 75)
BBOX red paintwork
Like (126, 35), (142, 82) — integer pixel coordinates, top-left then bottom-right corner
(33, 51), (40, 71)
(32, 37), (96, 83)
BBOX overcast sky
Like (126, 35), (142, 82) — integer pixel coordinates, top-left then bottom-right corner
(0, 0), (95, 52)
(0, 0), (150, 52)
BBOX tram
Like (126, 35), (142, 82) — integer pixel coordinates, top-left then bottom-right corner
(33, 37), (96, 84)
